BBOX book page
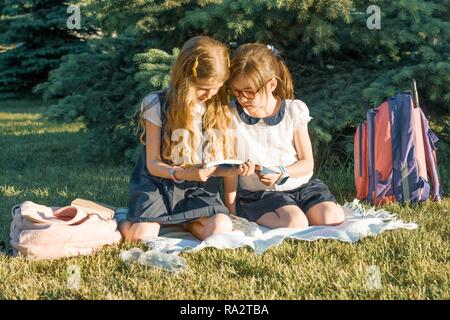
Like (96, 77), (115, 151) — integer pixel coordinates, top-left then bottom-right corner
(202, 159), (245, 168)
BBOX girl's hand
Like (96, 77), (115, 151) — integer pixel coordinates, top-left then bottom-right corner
(238, 161), (255, 176)
(256, 172), (282, 186)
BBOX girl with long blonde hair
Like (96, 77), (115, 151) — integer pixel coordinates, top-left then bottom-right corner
(117, 36), (237, 242)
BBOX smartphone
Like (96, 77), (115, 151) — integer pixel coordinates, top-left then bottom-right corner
(256, 166), (280, 175)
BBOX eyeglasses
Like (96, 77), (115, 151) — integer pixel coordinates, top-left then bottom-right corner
(229, 80), (270, 100)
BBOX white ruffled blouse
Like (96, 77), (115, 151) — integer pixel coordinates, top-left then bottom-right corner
(229, 98), (314, 192)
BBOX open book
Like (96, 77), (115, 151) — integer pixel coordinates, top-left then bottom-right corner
(202, 159), (280, 175)
(202, 159), (244, 168)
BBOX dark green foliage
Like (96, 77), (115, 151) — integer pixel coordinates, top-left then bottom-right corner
(0, 0), (97, 98)
(179, 0), (450, 164)
(35, 0), (202, 163)
(2, 0), (449, 167)
(35, 34), (146, 163)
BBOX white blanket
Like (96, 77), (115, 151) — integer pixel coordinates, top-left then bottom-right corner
(142, 199), (418, 255)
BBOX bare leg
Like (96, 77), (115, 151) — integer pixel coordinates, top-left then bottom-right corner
(185, 213), (233, 240)
(305, 202), (345, 226)
(118, 221), (160, 243)
(256, 205), (309, 229)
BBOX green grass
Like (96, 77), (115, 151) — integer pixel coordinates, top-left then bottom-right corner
(0, 99), (449, 300)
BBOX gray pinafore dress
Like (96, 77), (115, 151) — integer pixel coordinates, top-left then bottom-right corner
(127, 90), (229, 225)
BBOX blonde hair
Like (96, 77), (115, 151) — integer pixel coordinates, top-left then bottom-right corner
(228, 43), (294, 100)
(138, 36), (235, 166)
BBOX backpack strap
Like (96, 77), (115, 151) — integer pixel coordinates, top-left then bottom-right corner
(419, 110), (443, 201)
(366, 109), (376, 203)
(389, 94), (425, 203)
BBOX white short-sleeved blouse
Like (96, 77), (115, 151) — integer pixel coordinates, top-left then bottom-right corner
(141, 94), (205, 128)
(229, 98), (314, 192)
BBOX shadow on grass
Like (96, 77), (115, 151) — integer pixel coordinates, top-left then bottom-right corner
(0, 99), (58, 114)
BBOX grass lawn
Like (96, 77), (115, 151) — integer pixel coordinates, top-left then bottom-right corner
(0, 99), (448, 300)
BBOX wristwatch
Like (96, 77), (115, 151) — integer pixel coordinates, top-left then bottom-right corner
(168, 167), (184, 183)
(276, 166), (289, 185)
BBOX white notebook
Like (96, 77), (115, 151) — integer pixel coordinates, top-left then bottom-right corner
(202, 159), (245, 168)
(202, 160), (281, 175)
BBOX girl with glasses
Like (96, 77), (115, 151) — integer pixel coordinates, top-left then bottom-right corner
(227, 44), (345, 229)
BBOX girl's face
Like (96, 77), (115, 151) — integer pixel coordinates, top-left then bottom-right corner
(195, 81), (224, 104)
(230, 76), (275, 113)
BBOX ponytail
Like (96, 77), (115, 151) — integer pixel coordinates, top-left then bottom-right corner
(274, 57), (294, 99)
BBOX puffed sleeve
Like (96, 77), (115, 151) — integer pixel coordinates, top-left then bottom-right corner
(290, 99), (312, 128)
(141, 93), (162, 127)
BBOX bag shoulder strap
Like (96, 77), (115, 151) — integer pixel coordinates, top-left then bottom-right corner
(419, 110), (442, 201)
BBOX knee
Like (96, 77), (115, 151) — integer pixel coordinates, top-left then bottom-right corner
(310, 204), (345, 226)
(121, 222), (160, 243)
(192, 214), (233, 240)
(284, 212), (309, 229)
(335, 205), (345, 224)
(196, 214), (233, 240)
(209, 213), (233, 234)
(324, 204), (345, 225)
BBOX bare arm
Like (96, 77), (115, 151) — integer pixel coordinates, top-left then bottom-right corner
(145, 120), (215, 181)
(145, 120), (174, 178)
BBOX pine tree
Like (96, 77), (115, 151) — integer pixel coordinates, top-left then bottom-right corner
(40, 41), (178, 164)
(180, 0), (449, 165)
(35, 34), (144, 163)
(177, 0), (367, 162)
(0, 0), (97, 98)
(300, 0), (450, 163)
(36, 0), (191, 163)
(36, 0), (449, 166)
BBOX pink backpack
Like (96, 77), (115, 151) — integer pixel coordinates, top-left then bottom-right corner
(10, 201), (121, 260)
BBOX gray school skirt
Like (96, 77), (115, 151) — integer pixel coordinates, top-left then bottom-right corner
(127, 147), (229, 225)
(237, 179), (337, 222)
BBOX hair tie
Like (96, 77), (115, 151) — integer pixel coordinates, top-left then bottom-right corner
(266, 44), (281, 58)
(192, 57), (199, 78)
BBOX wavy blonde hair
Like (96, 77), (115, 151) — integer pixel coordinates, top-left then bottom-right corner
(139, 36), (235, 166)
(228, 43), (294, 100)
